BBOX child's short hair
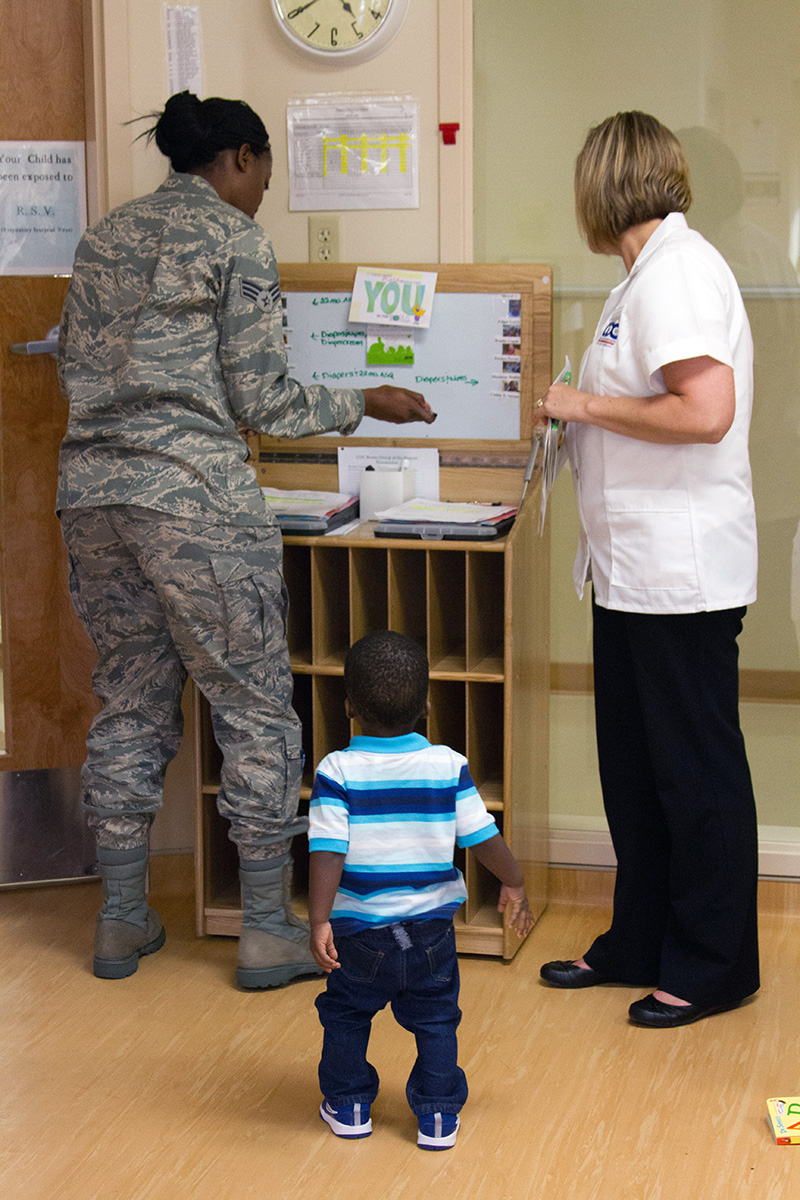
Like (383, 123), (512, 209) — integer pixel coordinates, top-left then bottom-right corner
(344, 631), (429, 729)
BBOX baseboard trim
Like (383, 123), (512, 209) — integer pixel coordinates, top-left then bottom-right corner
(549, 826), (800, 880)
(548, 864), (800, 916)
(550, 662), (800, 703)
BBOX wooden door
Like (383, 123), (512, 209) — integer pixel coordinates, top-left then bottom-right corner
(0, 0), (98, 771)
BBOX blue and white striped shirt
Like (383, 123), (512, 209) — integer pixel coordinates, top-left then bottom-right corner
(308, 733), (498, 933)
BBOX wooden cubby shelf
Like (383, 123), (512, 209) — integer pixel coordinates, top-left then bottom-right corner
(194, 498), (550, 959)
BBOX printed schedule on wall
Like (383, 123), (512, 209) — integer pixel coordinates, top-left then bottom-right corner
(283, 290), (524, 440)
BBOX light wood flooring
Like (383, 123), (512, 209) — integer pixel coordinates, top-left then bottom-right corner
(2, 858), (800, 1200)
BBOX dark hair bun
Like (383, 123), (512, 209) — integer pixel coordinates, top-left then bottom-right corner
(154, 92), (205, 168)
(149, 91), (270, 173)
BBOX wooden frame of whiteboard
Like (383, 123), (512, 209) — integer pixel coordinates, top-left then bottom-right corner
(254, 263), (552, 504)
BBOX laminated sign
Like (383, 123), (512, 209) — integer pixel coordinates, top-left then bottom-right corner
(0, 141), (86, 274)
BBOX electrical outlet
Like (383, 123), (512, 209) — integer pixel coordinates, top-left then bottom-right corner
(308, 215), (341, 263)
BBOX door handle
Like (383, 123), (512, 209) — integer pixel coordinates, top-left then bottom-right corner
(8, 325), (60, 356)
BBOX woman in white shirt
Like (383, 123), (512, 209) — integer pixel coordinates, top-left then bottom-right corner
(538, 112), (759, 1027)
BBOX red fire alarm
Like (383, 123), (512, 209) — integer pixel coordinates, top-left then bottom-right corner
(439, 122), (460, 146)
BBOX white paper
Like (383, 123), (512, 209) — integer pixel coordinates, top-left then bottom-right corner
(337, 446), (439, 500)
(537, 357), (572, 534)
(287, 95), (419, 211)
(260, 488), (355, 517)
(0, 141), (86, 275)
(375, 499), (516, 525)
(166, 6), (204, 97)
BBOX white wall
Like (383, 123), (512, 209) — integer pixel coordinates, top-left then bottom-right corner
(92, 0), (467, 262)
(474, 0), (800, 857)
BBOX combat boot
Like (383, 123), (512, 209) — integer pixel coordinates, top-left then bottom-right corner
(93, 846), (166, 979)
(236, 854), (323, 989)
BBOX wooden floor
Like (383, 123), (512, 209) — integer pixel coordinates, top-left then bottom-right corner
(2, 859), (800, 1200)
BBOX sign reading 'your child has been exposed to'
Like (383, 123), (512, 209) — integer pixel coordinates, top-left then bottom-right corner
(0, 141), (86, 274)
(349, 267), (437, 331)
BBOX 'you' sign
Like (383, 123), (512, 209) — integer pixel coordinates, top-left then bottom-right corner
(349, 267), (437, 330)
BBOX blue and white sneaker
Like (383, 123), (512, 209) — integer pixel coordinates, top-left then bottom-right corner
(319, 1099), (372, 1139)
(417, 1112), (460, 1150)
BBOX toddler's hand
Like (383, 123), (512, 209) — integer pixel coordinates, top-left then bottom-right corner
(310, 922), (340, 972)
(498, 884), (534, 939)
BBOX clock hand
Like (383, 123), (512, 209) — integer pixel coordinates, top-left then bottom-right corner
(339, 1), (355, 14)
(286, 0), (320, 17)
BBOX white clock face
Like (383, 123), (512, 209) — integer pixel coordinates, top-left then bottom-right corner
(272, 0), (409, 61)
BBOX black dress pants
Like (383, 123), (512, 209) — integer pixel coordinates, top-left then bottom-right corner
(584, 598), (760, 1007)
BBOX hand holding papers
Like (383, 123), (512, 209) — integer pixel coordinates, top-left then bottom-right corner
(520, 358), (571, 536)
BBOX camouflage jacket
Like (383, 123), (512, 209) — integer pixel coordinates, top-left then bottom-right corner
(56, 173), (363, 526)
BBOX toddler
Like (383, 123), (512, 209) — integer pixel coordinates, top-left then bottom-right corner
(308, 630), (533, 1150)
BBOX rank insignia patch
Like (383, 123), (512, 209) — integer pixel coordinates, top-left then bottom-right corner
(240, 279), (280, 312)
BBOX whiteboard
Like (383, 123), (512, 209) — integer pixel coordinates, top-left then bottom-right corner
(284, 290), (524, 440)
(268, 263), (553, 455)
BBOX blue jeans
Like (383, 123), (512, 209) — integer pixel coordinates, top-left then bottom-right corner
(315, 918), (468, 1117)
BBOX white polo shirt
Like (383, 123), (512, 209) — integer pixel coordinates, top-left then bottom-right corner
(569, 212), (757, 614)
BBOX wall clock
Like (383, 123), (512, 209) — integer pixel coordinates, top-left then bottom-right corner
(271, 0), (410, 63)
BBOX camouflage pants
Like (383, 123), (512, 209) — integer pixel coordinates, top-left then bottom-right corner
(60, 506), (303, 860)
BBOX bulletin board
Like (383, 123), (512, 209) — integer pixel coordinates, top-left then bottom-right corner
(255, 262), (552, 500)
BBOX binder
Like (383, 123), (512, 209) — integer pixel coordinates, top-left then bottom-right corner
(261, 489), (359, 535)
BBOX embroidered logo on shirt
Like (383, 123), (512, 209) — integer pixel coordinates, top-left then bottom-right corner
(598, 319), (619, 347)
(240, 278), (280, 312)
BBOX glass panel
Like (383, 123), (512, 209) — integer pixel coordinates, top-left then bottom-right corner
(475, 0), (800, 841)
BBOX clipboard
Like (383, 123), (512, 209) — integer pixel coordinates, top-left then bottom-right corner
(372, 516), (516, 541)
(373, 498), (516, 540)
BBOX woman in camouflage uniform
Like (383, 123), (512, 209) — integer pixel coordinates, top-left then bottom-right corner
(57, 91), (434, 987)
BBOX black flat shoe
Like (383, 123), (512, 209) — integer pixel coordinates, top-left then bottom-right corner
(540, 960), (616, 988)
(628, 993), (741, 1028)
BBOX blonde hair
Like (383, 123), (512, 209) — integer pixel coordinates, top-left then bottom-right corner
(575, 111), (691, 251)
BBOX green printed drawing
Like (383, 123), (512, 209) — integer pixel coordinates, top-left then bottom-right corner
(366, 334), (415, 366)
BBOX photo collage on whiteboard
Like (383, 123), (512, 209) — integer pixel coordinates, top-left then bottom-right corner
(493, 294), (522, 397)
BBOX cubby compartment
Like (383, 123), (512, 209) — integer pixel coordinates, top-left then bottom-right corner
(428, 551), (467, 674)
(464, 812), (505, 927)
(311, 547), (350, 666)
(427, 680), (467, 757)
(451, 844), (468, 929)
(349, 548), (389, 641)
(312, 673), (350, 765)
(291, 673), (315, 794)
(466, 682), (505, 811)
(388, 550), (427, 647)
(197, 692), (222, 790)
(290, 793), (311, 904)
(282, 545), (312, 666)
(467, 551), (506, 675)
(199, 791), (240, 913)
